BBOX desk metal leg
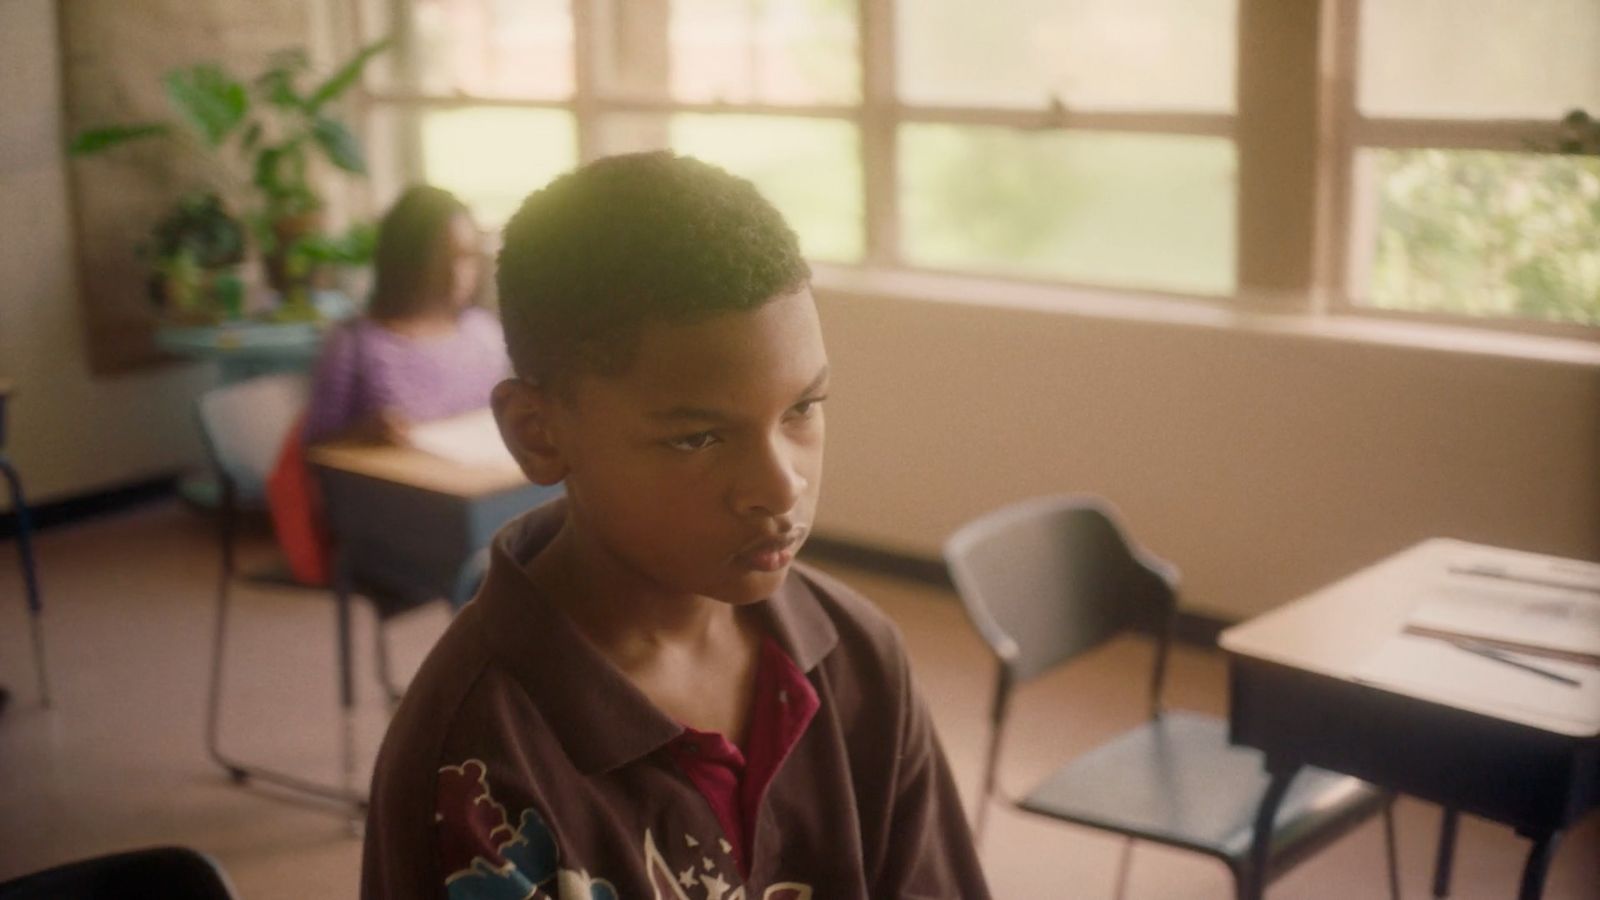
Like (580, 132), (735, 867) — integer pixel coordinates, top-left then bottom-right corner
(334, 548), (357, 794)
(334, 548), (364, 835)
(1517, 830), (1561, 900)
(1381, 800), (1401, 900)
(1239, 766), (1297, 900)
(1433, 807), (1459, 898)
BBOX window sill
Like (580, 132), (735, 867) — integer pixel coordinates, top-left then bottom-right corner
(809, 264), (1600, 370)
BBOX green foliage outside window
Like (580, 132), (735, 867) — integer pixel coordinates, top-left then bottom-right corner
(1369, 147), (1600, 326)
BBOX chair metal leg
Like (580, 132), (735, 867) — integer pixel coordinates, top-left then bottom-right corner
(1111, 836), (1135, 900)
(1239, 766), (1298, 900)
(205, 482), (365, 816)
(972, 669), (1013, 848)
(2, 457), (49, 707)
(1381, 798), (1402, 900)
(1432, 808), (1459, 898)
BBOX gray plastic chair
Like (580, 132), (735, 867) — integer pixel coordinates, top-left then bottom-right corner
(196, 372), (404, 814)
(944, 495), (1399, 900)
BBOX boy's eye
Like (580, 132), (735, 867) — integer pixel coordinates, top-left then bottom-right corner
(666, 431), (721, 452)
(790, 397), (826, 419)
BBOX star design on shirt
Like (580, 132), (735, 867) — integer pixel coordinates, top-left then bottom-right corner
(719, 838), (733, 855)
(702, 856), (715, 872)
(685, 834), (700, 848)
(678, 866), (697, 889)
(699, 872), (731, 899)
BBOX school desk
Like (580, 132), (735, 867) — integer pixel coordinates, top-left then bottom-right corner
(308, 441), (560, 796)
(1220, 539), (1600, 900)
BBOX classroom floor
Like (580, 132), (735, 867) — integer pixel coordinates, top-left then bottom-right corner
(0, 500), (1595, 899)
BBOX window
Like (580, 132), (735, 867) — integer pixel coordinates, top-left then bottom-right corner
(355, 0), (1600, 331)
(1334, 0), (1600, 327)
(362, 0), (1236, 293)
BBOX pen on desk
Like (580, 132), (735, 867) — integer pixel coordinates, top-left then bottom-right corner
(1447, 564), (1600, 596)
(1446, 640), (1582, 688)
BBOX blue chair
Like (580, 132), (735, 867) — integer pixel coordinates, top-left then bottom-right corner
(0, 379), (49, 708)
(944, 495), (1400, 900)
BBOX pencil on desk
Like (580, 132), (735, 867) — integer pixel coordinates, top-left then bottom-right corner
(1445, 639), (1582, 688)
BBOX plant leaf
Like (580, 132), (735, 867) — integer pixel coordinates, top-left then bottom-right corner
(163, 65), (249, 145)
(306, 37), (392, 112)
(311, 117), (366, 173)
(68, 123), (171, 155)
(256, 66), (306, 111)
(254, 144), (285, 193)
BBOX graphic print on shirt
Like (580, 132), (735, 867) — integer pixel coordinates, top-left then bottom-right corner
(438, 759), (814, 900)
(438, 759), (617, 900)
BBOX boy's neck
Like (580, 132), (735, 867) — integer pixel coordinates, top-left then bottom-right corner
(524, 517), (744, 664)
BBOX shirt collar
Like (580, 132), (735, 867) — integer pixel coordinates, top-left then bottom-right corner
(472, 500), (839, 775)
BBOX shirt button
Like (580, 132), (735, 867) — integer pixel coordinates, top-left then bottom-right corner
(681, 742), (699, 755)
(777, 689), (789, 704)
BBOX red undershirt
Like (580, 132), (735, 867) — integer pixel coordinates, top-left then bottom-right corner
(664, 635), (820, 878)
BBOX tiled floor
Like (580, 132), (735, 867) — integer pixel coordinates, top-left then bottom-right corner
(0, 501), (1595, 898)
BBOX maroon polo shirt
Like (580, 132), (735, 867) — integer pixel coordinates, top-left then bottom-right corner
(667, 635), (820, 878)
(362, 500), (991, 900)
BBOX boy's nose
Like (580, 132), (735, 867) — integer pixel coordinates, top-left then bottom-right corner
(734, 436), (809, 518)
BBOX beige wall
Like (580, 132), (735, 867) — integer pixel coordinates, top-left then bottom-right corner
(0, 0), (216, 507)
(812, 283), (1600, 620)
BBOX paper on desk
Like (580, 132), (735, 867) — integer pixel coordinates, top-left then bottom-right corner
(407, 408), (516, 468)
(1406, 574), (1600, 661)
(1355, 633), (1600, 732)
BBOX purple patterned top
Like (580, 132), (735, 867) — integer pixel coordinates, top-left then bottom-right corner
(303, 307), (510, 444)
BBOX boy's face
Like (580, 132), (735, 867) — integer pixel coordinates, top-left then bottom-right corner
(509, 287), (829, 606)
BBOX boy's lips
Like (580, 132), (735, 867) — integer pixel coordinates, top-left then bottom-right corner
(735, 528), (807, 573)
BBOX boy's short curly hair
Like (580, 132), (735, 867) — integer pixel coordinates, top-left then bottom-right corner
(497, 151), (811, 390)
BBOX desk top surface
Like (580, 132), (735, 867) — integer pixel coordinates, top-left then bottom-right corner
(0, 377), (12, 397)
(1221, 538), (1600, 737)
(308, 441), (530, 498)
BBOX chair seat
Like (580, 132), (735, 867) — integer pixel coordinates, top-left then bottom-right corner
(1016, 711), (1387, 869)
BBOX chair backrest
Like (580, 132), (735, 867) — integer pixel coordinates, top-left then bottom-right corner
(943, 495), (1179, 687)
(0, 846), (238, 899)
(195, 373), (310, 500)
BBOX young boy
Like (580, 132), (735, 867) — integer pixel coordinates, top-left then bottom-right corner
(362, 152), (990, 900)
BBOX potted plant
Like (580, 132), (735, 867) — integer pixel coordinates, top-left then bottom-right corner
(140, 192), (247, 323)
(69, 38), (391, 318)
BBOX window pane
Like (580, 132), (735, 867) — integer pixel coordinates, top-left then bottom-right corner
(668, 0), (859, 104)
(900, 124), (1236, 294)
(420, 108), (577, 226)
(1360, 0), (1600, 119)
(598, 113), (864, 263)
(1353, 149), (1600, 326)
(897, 0), (1236, 112)
(410, 0), (573, 99)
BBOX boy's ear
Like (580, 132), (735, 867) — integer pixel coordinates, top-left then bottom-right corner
(491, 378), (568, 486)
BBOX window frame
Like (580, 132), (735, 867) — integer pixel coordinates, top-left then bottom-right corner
(1318, 0), (1596, 339)
(351, 0), (1600, 338)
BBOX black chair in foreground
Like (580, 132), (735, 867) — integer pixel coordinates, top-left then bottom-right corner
(0, 846), (238, 900)
(944, 495), (1400, 900)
